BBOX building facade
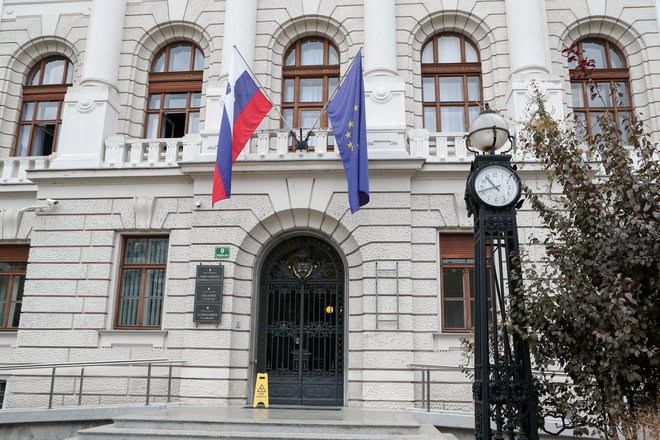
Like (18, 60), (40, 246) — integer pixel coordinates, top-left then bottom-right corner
(0, 0), (659, 411)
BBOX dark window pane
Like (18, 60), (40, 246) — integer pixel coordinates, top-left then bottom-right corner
(125, 238), (148, 263)
(161, 112), (186, 138)
(147, 238), (168, 264)
(31, 124), (56, 156)
(0, 276), (8, 303)
(444, 300), (466, 329)
(118, 269), (141, 326)
(443, 269), (465, 298)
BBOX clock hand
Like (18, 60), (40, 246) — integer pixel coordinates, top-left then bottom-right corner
(478, 186), (499, 193)
(485, 176), (501, 191)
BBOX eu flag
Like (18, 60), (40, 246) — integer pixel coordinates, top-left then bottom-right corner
(327, 50), (370, 213)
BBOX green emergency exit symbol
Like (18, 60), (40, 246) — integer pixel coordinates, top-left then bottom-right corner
(215, 246), (230, 259)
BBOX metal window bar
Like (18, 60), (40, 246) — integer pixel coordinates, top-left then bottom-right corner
(0, 359), (185, 409)
(375, 261), (400, 329)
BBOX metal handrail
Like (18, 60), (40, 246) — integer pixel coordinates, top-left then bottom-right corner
(0, 358), (186, 371)
(0, 359), (187, 409)
(409, 363), (568, 412)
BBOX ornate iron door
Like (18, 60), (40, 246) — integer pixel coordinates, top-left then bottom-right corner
(257, 236), (344, 406)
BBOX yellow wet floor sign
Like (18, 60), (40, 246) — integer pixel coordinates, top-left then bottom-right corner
(253, 372), (269, 408)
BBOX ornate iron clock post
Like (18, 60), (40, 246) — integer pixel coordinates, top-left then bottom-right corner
(464, 106), (539, 440)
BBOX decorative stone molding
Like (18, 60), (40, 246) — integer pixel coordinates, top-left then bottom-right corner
(134, 196), (155, 229)
(119, 21), (214, 138)
(406, 10), (503, 130)
(0, 210), (23, 239)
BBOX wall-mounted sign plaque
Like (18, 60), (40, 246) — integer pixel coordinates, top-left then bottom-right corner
(193, 265), (223, 323)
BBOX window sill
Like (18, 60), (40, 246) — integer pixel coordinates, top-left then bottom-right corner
(432, 331), (471, 351)
(98, 329), (167, 348)
(0, 331), (18, 348)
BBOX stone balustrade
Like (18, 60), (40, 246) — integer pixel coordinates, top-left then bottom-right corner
(0, 156), (51, 184)
(410, 130), (472, 162)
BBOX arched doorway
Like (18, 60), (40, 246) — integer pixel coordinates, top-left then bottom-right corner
(256, 235), (345, 406)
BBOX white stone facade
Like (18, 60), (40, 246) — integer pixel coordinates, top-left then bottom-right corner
(0, 0), (658, 411)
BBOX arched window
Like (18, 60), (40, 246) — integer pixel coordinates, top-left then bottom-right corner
(14, 57), (73, 156)
(282, 38), (339, 146)
(569, 39), (632, 143)
(421, 33), (482, 132)
(145, 42), (204, 139)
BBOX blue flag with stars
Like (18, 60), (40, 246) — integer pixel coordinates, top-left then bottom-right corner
(327, 50), (370, 213)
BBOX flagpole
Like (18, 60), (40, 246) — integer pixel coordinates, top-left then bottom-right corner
(303, 47), (363, 142)
(232, 45), (297, 135)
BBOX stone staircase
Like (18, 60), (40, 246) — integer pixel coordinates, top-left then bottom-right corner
(72, 406), (456, 440)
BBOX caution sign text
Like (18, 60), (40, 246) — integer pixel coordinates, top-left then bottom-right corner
(253, 372), (269, 408)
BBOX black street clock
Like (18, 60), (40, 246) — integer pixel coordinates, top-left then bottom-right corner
(464, 106), (539, 440)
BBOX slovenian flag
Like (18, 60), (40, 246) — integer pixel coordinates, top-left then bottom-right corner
(213, 52), (272, 204)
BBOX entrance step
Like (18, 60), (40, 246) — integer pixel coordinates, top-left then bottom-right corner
(76, 406), (455, 440)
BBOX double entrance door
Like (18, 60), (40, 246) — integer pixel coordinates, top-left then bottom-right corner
(256, 236), (344, 406)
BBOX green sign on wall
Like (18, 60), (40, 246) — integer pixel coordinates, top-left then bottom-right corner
(215, 246), (230, 259)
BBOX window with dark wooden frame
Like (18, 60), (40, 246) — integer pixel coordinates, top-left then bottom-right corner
(439, 235), (475, 332)
(115, 236), (168, 329)
(569, 39), (633, 144)
(421, 33), (483, 133)
(0, 245), (29, 330)
(14, 57), (73, 156)
(282, 37), (339, 150)
(145, 42), (204, 139)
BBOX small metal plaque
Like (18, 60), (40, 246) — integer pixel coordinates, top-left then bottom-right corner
(193, 265), (223, 323)
(215, 246), (230, 259)
(194, 303), (221, 322)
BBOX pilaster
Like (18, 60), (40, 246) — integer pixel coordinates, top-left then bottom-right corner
(505, 0), (564, 122)
(363, 0), (407, 156)
(52, 0), (126, 169)
(201, 0), (258, 154)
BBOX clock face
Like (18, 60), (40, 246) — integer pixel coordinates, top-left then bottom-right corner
(472, 165), (520, 208)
